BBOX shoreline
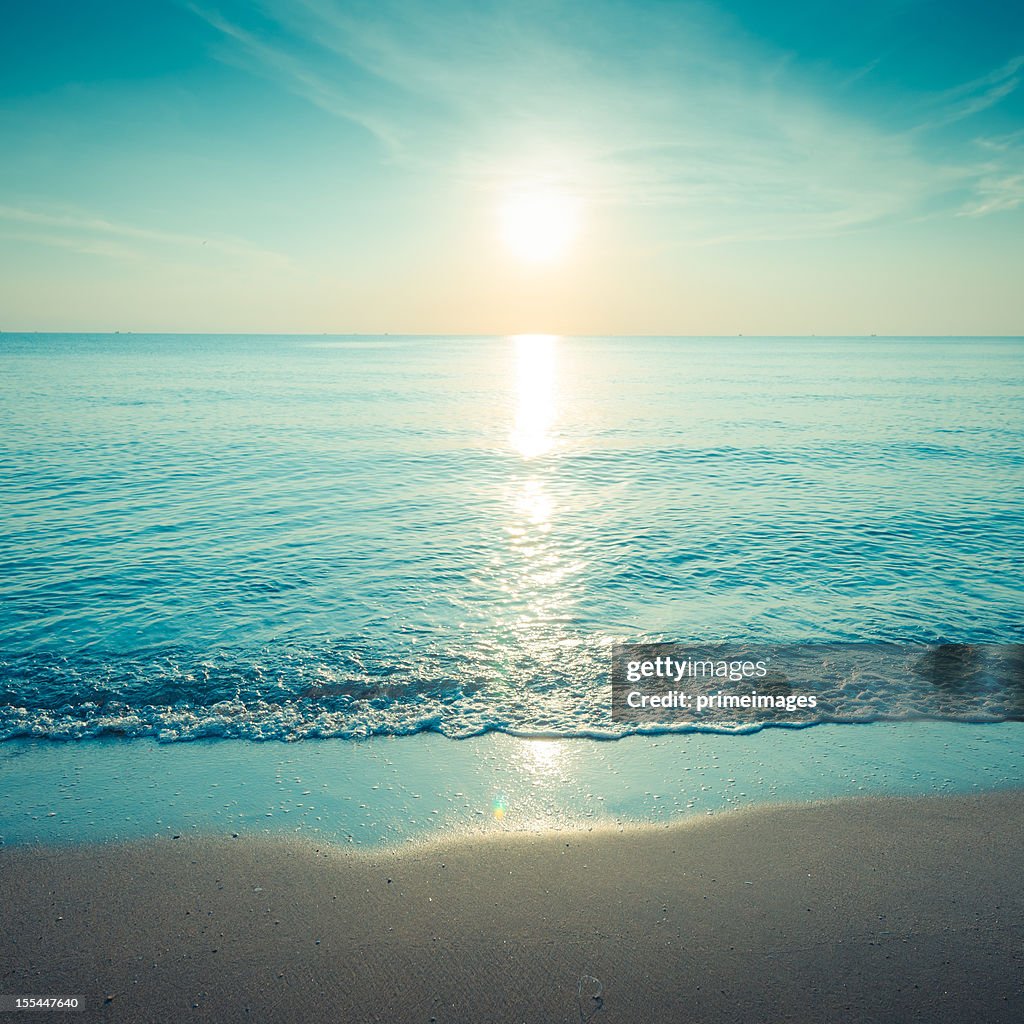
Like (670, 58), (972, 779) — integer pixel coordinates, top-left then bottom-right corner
(2, 789), (1022, 1022)
(3, 721), (1024, 848)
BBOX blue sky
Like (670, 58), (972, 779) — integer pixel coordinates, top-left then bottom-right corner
(1, 0), (1022, 333)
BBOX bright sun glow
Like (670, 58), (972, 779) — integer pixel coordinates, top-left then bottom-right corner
(499, 190), (581, 264)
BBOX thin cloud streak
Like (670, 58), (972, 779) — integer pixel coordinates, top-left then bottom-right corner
(0, 204), (288, 264)
(188, 3), (409, 156)
(0, 230), (139, 260)
(921, 55), (1024, 128)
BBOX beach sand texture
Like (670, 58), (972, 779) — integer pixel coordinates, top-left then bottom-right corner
(2, 790), (1022, 1023)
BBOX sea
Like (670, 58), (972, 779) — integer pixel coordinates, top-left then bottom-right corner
(1, 333), (1022, 744)
(2, 332), (1023, 844)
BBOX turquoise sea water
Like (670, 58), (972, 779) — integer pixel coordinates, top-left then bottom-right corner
(1, 334), (1022, 741)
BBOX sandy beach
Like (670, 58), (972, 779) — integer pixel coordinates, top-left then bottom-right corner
(2, 789), (1021, 1023)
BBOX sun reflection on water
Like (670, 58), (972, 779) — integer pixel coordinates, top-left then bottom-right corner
(487, 741), (570, 829)
(502, 476), (568, 623)
(511, 479), (552, 531)
(523, 739), (565, 774)
(510, 334), (558, 459)
(489, 333), (589, 797)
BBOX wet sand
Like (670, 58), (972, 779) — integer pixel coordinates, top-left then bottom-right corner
(2, 790), (1022, 1023)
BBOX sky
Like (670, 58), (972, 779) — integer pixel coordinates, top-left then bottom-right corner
(1, 0), (1022, 335)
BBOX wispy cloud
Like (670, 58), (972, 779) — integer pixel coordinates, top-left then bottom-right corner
(188, 3), (406, 154)
(908, 56), (1024, 218)
(921, 55), (1024, 129)
(0, 230), (139, 260)
(0, 203), (287, 263)
(958, 172), (1024, 217)
(190, 1), (1022, 243)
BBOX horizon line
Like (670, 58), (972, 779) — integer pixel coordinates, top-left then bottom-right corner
(2, 331), (1022, 340)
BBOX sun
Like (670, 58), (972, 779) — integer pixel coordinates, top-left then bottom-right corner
(499, 189), (581, 264)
